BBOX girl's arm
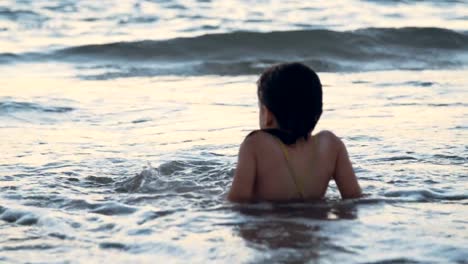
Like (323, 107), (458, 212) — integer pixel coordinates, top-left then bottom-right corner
(333, 137), (362, 199)
(228, 136), (256, 202)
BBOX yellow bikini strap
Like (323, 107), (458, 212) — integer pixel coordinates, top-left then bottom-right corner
(276, 139), (306, 199)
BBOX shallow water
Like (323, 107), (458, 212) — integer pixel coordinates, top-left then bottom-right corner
(1, 0), (468, 263)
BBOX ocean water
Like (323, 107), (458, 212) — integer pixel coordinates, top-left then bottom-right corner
(1, 0), (467, 263)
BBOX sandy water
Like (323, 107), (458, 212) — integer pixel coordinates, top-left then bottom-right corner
(1, 66), (467, 263)
(1, 0), (468, 263)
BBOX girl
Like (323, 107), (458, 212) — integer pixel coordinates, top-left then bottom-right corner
(228, 63), (361, 202)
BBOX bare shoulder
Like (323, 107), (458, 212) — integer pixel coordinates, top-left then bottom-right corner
(317, 131), (361, 199)
(238, 131), (262, 155)
(316, 130), (339, 140)
(315, 130), (344, 149)
(239, 130), (280, 160)
(243, 130), (274, 147)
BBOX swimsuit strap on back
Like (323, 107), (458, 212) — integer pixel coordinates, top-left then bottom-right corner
(274, 138), (306, 199)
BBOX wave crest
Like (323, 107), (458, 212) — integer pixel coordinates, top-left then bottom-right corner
(2, 27), (468, 77)
(0, 101), (74, 114)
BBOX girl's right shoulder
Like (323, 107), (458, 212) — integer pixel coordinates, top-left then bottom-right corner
(243, 130), (273, 146)
(245, 129), (274, 140)
(246, 129), (261, 138)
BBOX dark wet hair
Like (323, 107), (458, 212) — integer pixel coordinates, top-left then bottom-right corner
(257, 62), (322, 145)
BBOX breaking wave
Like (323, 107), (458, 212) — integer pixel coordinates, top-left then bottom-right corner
(2, 27), (468, 77)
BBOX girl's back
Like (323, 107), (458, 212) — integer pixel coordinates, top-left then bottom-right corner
(252, 130), (335, 201)
(228, 129), (360, 202)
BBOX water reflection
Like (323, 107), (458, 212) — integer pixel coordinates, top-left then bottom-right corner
(233, 202), (358, 262)
(236, 202), (358, 220)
